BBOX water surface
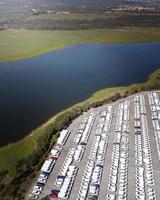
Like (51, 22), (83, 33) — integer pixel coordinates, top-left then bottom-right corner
(0, 43), (160, 146)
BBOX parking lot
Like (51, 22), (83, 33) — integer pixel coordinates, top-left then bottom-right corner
(28, 92), (160, 200)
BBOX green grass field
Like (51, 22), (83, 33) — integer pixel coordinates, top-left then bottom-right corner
(1, 27), (160, 62)
(26, 11), (159, 21)
(26, 12), (124, 21)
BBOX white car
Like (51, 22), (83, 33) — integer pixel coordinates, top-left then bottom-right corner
(29, 193), (39, 200)
(37, 178), (47, 184)
(89, 185), (99, 197)
(32, 189), (41, 195)
(39, 173), (48, 179)
(33, 185), (43, 191)
(106, 194), (116, 200)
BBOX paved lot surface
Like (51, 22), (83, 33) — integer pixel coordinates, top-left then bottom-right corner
(28, 92), (160, 200)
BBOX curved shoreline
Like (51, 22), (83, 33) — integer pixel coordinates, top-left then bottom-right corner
(0, 69), (160, 169)
(1, 27), (160, 62)
(0, 68), (160, 199)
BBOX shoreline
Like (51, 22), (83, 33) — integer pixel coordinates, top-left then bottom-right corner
(0, 69), (160, 166)
(1, 41), (160, 63)
(1, 69), (160, 199)
(1, 27), (160, 62)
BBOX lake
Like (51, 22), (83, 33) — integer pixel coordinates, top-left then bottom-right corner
(0, 43), (160, 146)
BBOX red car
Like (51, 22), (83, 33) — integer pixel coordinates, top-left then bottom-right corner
(49, 190), (60, 199)
(50, 156), (58, 160)
(49, 193), (58, 199)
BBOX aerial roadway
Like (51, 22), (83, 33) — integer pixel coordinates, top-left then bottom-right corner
(28, 91), (160, 200)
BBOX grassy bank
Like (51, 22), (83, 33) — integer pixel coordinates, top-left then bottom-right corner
(23, 11), (160, 30)
(1, 69), (160, 199)
(1, 27), (160, 62)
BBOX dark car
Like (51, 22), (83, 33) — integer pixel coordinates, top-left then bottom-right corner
(41, 196), (50, 200)
(51, 189), (60, 194)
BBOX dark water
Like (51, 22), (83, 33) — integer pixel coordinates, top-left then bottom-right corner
(0, 43), (160, 147)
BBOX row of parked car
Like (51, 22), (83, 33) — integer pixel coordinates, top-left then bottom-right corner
(29, 130), (68, 199)
(57, 130), (70, 145)
(134, 94), (156, 200)
(29, 172), (49, 199)
(134, 98), (143, 167)
(89, 107), (113, 162)
(141, 114), (156, 199)
(107, 101), (130, 200)
(80, 113), (96, 145)
(74, 145), (85, 162)
(101, 106), (113, 133)
(117, 101), (129, 200)
(29, 144), (63, 199)
(135, 167), (145, 200)
(77, 160), (94, 200)
(76, 107), (113, 200)
(46, 113), (97, 200)
(89, 165), (103, 198)
(149, 92), (160, 160)
(89, 135), (101, 160)
(90, 111), (111, 198)
(88, 108), (114, 199)
(73, 113), (95, 145)
(58, 165), (78, 199)
(58, 147), (75, 179)
(52, 129), (89, 199)
(135, 133), (143, 166)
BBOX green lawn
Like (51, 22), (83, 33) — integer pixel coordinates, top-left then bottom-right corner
(1, 27), (160, 62)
